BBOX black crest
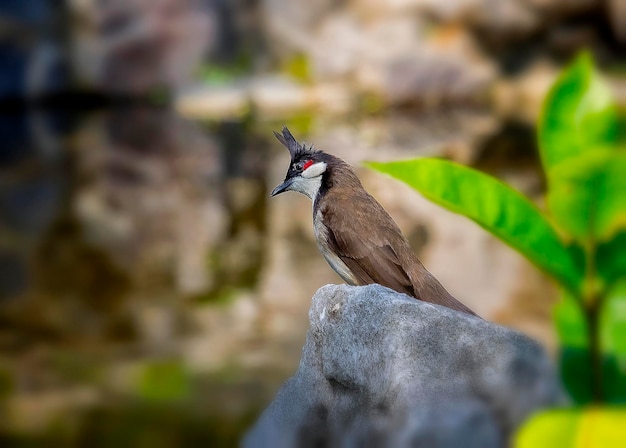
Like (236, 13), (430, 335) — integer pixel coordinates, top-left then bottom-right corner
(273, 126), (316, 160)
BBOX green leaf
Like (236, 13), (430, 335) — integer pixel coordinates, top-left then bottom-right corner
(554, 291), (592, 404)
(602, 279), (626, 403)
(547, 152), (626, 245)
(515, 409), (580, 448)
(515, 408), (626, 448)
(539, 52), (619, 175)
(366, 158), (582, 294)
(601, 279), (626, 355)
(555, 291), (589, 350)
(559, 346), (594, 404)
(598, 231), (626, 288)
(555, 281), (626, 404)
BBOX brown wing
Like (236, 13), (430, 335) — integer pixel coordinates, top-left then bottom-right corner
(320, 191), (417, 297)
(320, 190), (480, 317)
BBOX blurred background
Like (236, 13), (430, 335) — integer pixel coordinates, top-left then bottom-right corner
(0, 0), (625, 446)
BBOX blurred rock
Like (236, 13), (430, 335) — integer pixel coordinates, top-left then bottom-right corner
(6, 386), (99, 433)
(613, 78), (626, 108)
(71, 0), (217, 94)
(381, 27), (495, 106)
(73, 110), (223, 298)
(176, 77), (353, 119)
(249, 76), (353, 116)
(261, 0), (339, 55)
(524, 0), (597, 12)
(173, 0), (624, 119)
(261, 5), (496, 108)
(607, 0), (626, 42)
(492, 60), (558, 123)
(494, 62), (626, 125)
(418, 0), (599, 39)
(0, 112), (65, 235)
(0, 110), (70, 308)
(245, 284), (564, 448)
(0, 0), (69, 99)
(249, 76), (311, 113)
(419, 0), (539, 37)
(183, 293), (259, 372)
(176, 84), (249, 119)
(0, 252), (27, 301)
(350, 0), (427, 16)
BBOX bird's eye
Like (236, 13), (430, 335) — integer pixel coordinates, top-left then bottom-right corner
(294, 162), (304, 171)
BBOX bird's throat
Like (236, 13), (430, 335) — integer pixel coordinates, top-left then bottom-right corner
(289, 175), (323, 200)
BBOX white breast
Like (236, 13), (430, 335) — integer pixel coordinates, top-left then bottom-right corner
(313, 209), (358, 285)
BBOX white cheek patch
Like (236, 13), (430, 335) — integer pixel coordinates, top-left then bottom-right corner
(289, 176), (323, 199)
(302, 161), (327, 179)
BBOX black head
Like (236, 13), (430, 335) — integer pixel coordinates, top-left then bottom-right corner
(270, 127), (328, 199)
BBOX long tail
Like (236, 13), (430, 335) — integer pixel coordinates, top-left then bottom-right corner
(413, 271), (480, 317)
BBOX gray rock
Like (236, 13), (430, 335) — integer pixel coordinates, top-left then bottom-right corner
(244, 284), (564, 447)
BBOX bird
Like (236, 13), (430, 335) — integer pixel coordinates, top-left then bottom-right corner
(270, 126), (478, 316)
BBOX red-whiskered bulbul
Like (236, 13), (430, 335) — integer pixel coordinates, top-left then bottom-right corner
(271, 127), (478, 316)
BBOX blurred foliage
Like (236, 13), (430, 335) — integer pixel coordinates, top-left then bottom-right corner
(515, 408), (626, 447)
(280, 113), (314, 136)
(136, 360), (191, 403)
(281, 53), (311, 83)
(358, 91), (386, 115)
(191, 284), (239, 305)
(538, 53), (620, 175)
(76, 404), (258, 448)
(197, 52), (252, 86)
(0, 403), (258, 448)
(37, 215), (131, 314)
(50, 350), (103, 385)
(367, 52), (626, 439)
(198, 65), (245, 85)
(0, 366), (13, 398)
(555, 292), (594, 403)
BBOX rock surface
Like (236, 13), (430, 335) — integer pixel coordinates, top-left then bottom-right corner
(245, 284), (564, 448)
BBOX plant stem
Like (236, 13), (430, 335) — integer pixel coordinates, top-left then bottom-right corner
(583, 188), (602, 403)
(586, 298), (603, 402)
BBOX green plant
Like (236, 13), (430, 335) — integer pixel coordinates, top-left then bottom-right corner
(281, 53), (312, 83)
(367, 53), (626, 443)
(137, 360), (192, 403)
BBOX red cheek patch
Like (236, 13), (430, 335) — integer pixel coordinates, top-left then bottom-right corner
(302, 160), (314, 170)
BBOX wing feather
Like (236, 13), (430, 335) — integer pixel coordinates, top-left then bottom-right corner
(320, 193), (416, 296)
(317, 185), (479, 316)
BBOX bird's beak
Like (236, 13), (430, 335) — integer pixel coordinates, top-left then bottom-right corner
(271, 178), (293, 197)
